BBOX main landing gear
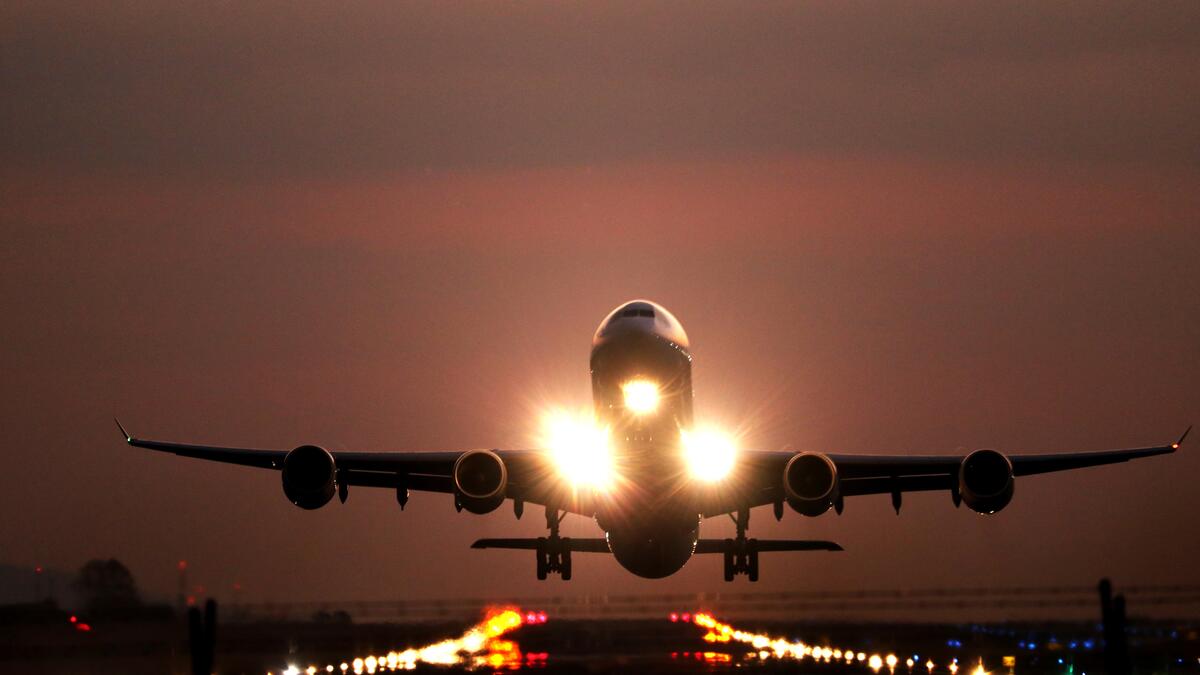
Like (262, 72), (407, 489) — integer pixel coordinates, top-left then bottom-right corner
(722, 508), (759, 582)
(535, 507), (572, 581)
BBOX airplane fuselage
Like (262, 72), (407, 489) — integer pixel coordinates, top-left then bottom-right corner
(589, 300), (701, 577)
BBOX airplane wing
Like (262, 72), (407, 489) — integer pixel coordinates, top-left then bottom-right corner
(114, 420), (582, 513)
(119, 419), (1187, 518)
(720, 426), (1189, 515)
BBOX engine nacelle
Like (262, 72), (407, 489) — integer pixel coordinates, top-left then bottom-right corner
(281, 445), (337, 510)
(453, 449), (508, 515)
(959, 449), (1014, 514)
(783, 452), (840, 517)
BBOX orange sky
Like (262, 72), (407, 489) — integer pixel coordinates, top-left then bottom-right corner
(1, 2), (1198, 613)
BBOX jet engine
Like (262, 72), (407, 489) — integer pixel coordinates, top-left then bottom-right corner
(281, 444), (337, 510)
(783, 452), (840, 516)
(453, 449), (508, 514)
(958, 449), (1014, 514)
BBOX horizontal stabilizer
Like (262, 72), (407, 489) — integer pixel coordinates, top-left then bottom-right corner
(694, 539), (843, 554)
(472, 538), (610, 553)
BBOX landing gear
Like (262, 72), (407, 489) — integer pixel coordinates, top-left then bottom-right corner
(535, 507), (573, 580)
(722, 538), (759, 581)
(722, 508), (759, 582)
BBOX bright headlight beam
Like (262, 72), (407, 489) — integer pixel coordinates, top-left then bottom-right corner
(682, 428), (737, 482)
(621, 379), (659, 415)
(541, 410), (615, 491)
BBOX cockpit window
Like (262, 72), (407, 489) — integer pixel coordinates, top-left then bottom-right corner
(594, 300), (688, 349)
(620, 308), (655, 318)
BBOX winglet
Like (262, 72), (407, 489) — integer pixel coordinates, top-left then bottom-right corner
(114, 418), (132, 443)
(1172, 425), (1192, 450)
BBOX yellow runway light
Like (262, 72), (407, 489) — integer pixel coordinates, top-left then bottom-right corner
(685, 612), (975, 675)
(277, 607), (532, 675)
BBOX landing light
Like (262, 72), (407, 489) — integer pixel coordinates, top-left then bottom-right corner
(542, 410), (615, 491)
(621, 379), (659, 415)
(682, 428), (737, 482)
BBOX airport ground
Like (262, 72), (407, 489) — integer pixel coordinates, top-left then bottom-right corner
(3, 603), (1199, 675)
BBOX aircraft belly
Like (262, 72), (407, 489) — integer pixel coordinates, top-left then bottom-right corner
(605, 518), (699, 579)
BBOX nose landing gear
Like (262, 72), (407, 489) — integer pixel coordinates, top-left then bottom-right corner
(722, 508), (759, 581)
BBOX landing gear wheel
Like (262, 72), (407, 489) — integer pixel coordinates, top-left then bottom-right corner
(535, 537), (548, 580)
(722, 510), (761, 581)
(722, 538), (735, 581)
(747, 541), (760, 582)
(537, 508), (573, 580)
(561, 545), (573, 581)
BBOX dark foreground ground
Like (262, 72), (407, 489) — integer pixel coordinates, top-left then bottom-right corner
(3, 612), (1198, 675)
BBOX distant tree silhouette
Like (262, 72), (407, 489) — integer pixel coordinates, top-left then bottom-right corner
(73, 559), (142, 613)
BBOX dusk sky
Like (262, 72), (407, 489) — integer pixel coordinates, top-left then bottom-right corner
(2, 2), (1198, 611)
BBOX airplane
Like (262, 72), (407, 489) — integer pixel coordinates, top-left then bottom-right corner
(118, 299), (1190, 581)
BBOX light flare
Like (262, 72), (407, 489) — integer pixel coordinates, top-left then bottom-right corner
(681, 428), (738, 482)
(275, 607), (536, 675)
(688, 613), (968, 674)
(621, 379), (660, 415)
(541, 410), (615, 490)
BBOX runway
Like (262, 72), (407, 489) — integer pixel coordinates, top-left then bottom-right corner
(6, 585), (1199, 675)
(259, 607), (1198, 675)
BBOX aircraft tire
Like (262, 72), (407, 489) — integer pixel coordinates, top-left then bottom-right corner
(747, 545), (759, 582)
(535, 538), (548, 580)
